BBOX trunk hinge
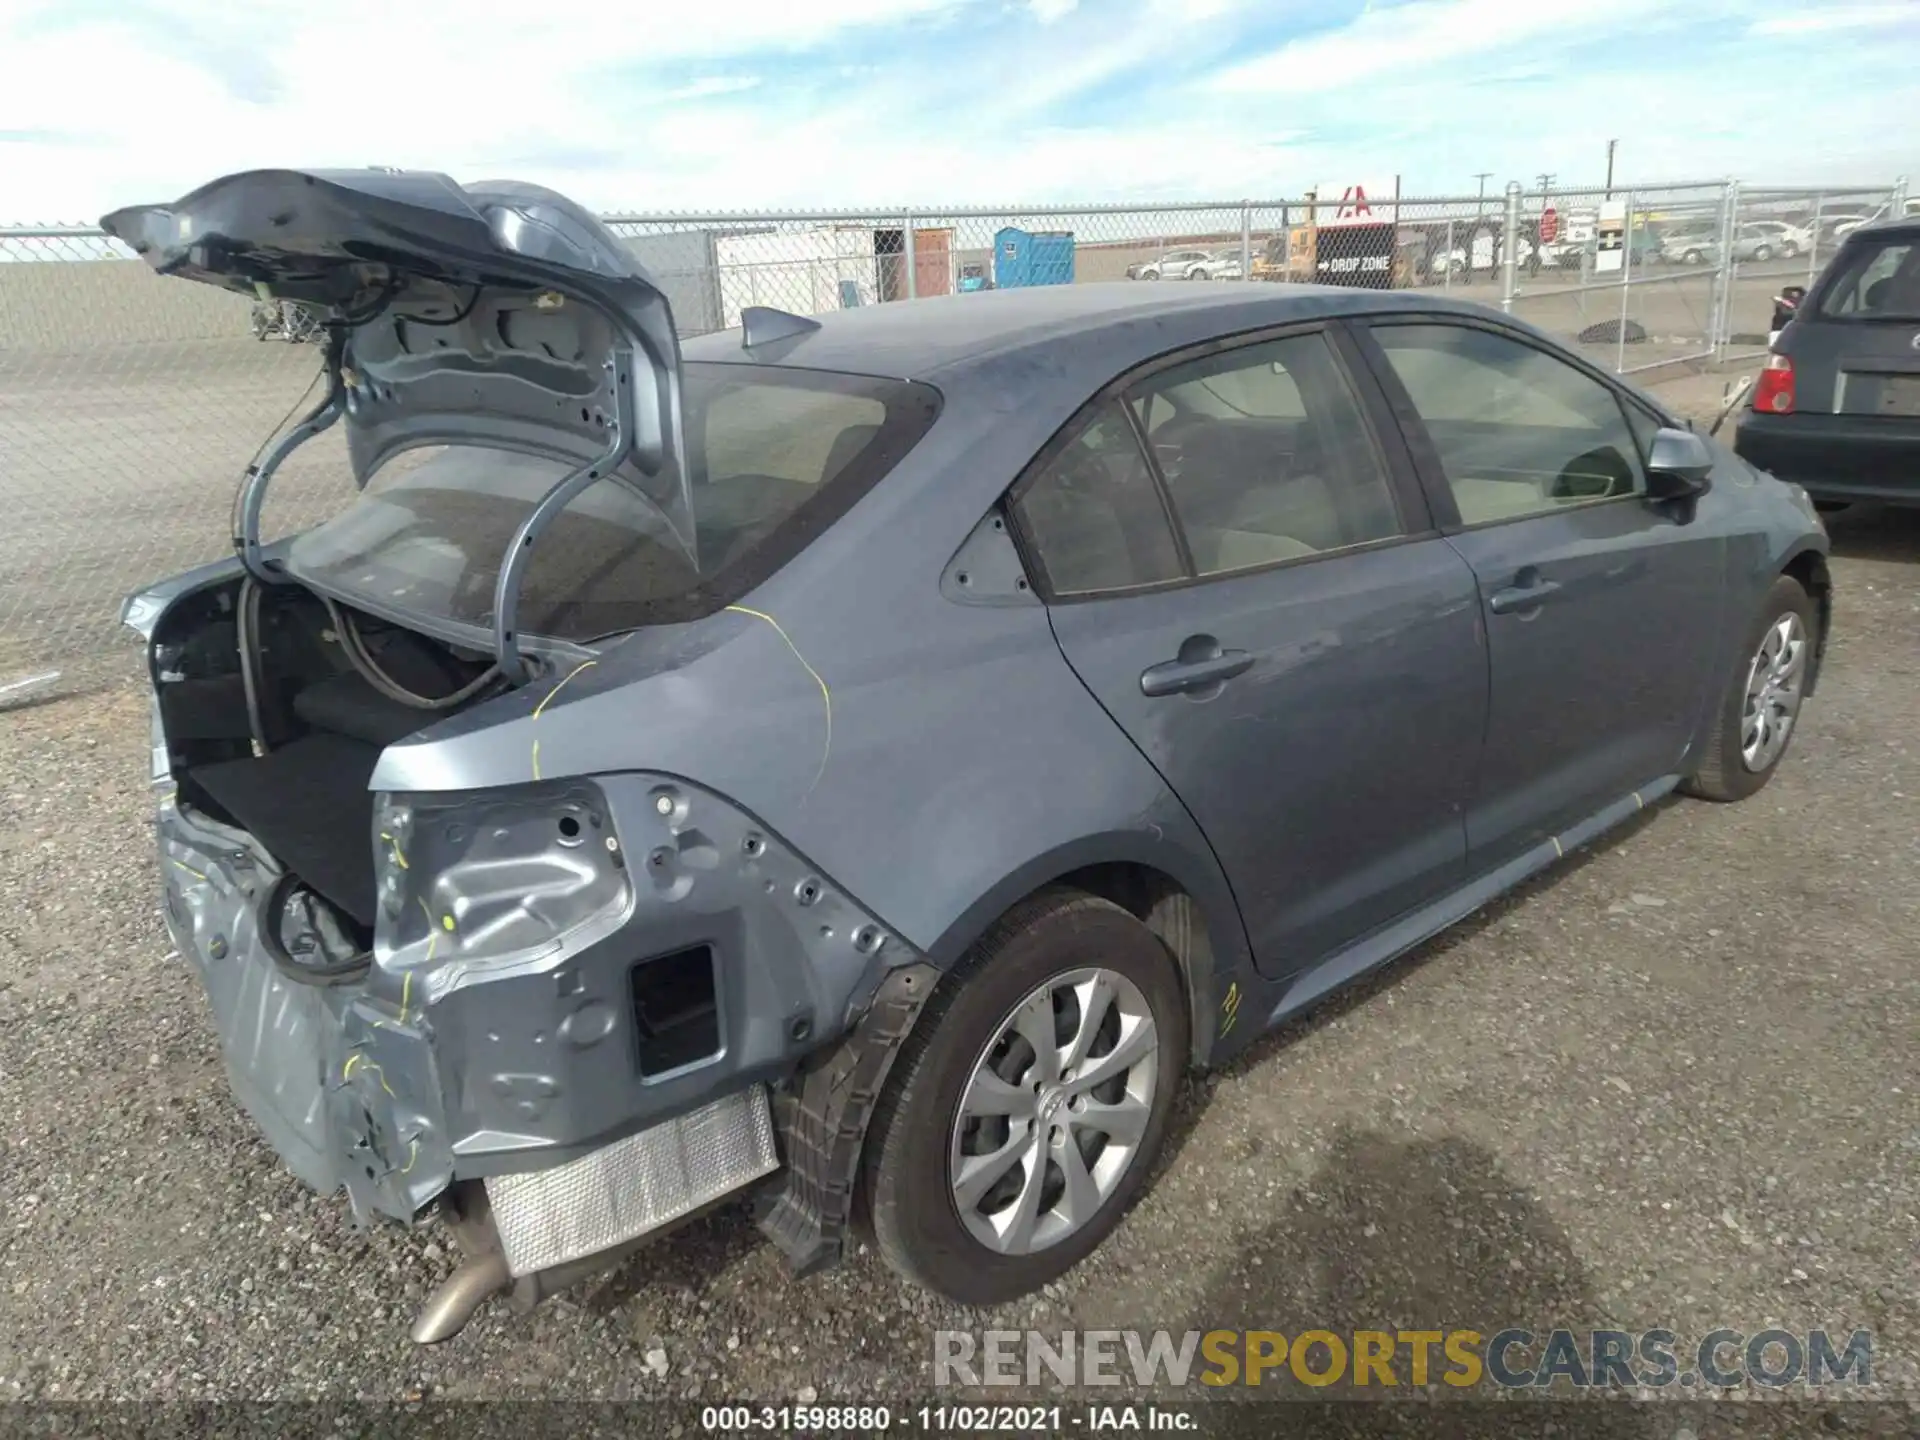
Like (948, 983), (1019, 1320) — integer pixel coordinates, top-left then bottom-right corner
(232, 326), (348, 585)
(489, 345), (636, 687)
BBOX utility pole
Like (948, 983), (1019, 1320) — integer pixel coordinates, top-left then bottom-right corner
(1537, 173), (1556, 199)
(1474, 172), (1493, 220)
(1604, 140), (1617, 199)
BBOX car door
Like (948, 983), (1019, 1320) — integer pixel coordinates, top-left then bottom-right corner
(1007, 324), (1488, 980)
(1353, 319), (1726, 871)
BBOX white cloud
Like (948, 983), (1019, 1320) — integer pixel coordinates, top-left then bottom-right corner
(1211, 0), (1715, 95)
(1749, 2), (1914, 35)
(0, 0), (1914, 221)
(662, 76), (765, 101)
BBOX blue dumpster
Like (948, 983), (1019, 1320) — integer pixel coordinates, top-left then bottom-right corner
(993, 227), (1075, 288)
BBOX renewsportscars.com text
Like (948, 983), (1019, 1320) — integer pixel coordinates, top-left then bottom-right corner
(934, 1327), (1874, 1391)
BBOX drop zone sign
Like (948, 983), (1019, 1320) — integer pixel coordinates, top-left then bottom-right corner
(1312, 180), (1396, 290)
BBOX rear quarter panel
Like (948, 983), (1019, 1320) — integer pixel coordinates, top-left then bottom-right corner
(370, 370), (1257, 1025)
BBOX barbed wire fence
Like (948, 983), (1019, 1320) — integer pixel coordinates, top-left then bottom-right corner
(0, 174), (1907, 698)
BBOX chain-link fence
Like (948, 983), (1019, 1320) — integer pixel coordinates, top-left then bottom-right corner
(0, 174), (1908, 695)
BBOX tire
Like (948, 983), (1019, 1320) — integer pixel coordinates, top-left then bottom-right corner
(1683, 249), (1704, 266)
(1682, 575), (1818, 803)
(1753, 245), (1774, 263)
(1783, 242), (1801, 259)
(861, 888), (1188, 1305)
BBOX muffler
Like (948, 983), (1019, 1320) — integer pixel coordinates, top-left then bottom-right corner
(408, 1086), (781, 1343)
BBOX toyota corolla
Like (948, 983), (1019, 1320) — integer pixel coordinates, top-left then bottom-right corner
(105, 169), (1831, 1344)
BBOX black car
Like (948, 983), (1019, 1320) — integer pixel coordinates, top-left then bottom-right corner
(1737, 219), (1920, 507)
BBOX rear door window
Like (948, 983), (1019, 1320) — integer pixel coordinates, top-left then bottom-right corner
(1012, 406), (1185, 596)
(1125, 332), (1403, 575)
(1819, 238), (1920, 319)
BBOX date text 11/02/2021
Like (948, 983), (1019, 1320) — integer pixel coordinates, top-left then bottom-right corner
(700, 1406), (1194, 1431)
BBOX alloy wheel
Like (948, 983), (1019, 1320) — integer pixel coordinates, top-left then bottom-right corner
(948, 967), (1159, 1255)
(1741, 612), (1808, 772)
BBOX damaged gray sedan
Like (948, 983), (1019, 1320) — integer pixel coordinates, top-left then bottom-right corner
(106, 169), (1830, 1344)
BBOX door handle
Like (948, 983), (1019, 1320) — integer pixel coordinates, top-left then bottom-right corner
(1487, 577), (1563, 614)
(1139, 648), (1254, 697)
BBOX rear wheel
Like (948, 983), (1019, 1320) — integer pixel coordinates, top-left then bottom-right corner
(1753, 244), (1775, 263)
(1682, 575), (1817, 802)
(862, 889), (1187, 1305)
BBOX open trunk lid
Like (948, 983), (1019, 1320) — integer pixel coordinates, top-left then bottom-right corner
(101, 168), (692, 680)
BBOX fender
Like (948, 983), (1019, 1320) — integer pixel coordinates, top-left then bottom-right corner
(920, 811), (1256, 1070)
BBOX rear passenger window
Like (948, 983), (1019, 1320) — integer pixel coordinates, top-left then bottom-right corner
(1819, 240), (1920, 319)
(1126, 332), (1403, 576)
(1013, 405), (1183, 596)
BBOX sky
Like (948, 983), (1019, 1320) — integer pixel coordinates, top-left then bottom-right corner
(1, 0), (1916, 222)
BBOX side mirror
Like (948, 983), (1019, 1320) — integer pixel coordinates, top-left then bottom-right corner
(1645, 426), (1715, 501)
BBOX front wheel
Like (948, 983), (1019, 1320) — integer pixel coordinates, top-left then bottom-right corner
(1683, 248), (1705, 265)
(1782, 241), (1802, 258)
(862, 889), (1188, 1305)
(1682, 575), (1818, 803)
(1753, 245), (1774, 263)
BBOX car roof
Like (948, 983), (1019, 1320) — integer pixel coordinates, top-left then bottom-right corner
(682, 281), (1477, 384)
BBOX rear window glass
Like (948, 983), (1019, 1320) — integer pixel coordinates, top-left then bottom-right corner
(1818, 238), (1920, 320)
(285, 362), (939, 641)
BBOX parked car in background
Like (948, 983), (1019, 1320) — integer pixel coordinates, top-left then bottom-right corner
(1832, 201), (1920, 242)
(1812, 213), (1878, 247)
(1660, 224), (1723, 266)
(1191, 251), (1244, 281)
(1128, 248), (1219, 280)
(1737, 218), (1920, 508)
(1739, 221), (1811, 260)
(106, 167), (1830, 1347)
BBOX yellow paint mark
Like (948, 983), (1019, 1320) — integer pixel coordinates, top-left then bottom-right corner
(397, 971), (413, 1026)
(379, 831), (409, 870)
(398, 1137), (420, 1176)
(726, 604), (832, 791)
(441, 914), (455, 933)
(171, 860), (208, 883)
(1220, 980), (1242, 1037)
(341, 1052), (395, 1097)
(533, 659), (599, 719)
(1633, 791), (1645, 811)
(528, 660), (598, 781)
(1552, 836), (1564, 858)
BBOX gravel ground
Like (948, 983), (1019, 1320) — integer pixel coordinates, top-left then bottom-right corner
(1, 371), (1916, 1429)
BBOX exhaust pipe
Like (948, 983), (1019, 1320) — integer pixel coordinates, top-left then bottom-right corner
(410, 1249), (509, 1345)
(405, 1180), (754, 1344)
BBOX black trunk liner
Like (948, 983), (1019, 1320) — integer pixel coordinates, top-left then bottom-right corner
(190, 734), (381, 927)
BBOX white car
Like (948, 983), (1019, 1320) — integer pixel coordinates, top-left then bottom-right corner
(1737, 221), (1811, 260)
(1832, 200), (1920, 241)
(1428, 234), (1537, 276)
(1130, 248), (1231, 281)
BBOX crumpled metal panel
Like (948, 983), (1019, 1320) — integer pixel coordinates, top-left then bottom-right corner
(485, 1085), (779, 1277)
